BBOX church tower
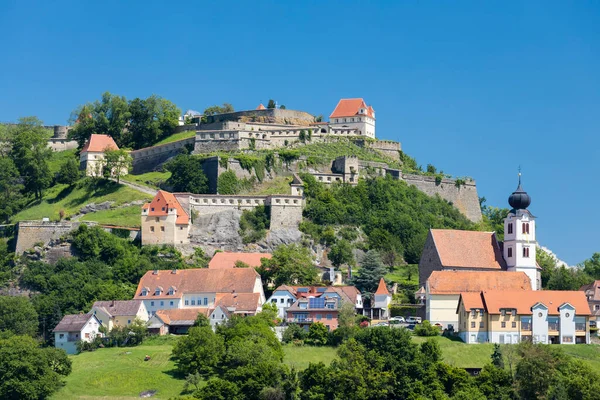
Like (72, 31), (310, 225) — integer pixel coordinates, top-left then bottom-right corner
(503, 174), (540, 290)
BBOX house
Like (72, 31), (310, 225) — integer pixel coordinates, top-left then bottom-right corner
(329, 98), (376, 138)
(90, 300), (148, 331)
(209, 292), (263, 327)
(133, 268), (265, 317)
(79, 134), (125, 178)
(141, 190), (190, 245)
(53, 314), (103, 354)
(287, 297), (342, 331)
(418, 176), (540, 291)
(426, 271), (531, 329)
(457, 290), (591, 344)
(149, 308), (211, 334)
(580, 280), (600, 319)
(208, 252), (272, 269)
(267, 285), (362, 320)
(370, 278), (392, 320)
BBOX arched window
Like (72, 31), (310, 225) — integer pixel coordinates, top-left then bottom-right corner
(523, 247), (530, 258)
(508, 223), (513, 234)
(522, 223), (530, 234)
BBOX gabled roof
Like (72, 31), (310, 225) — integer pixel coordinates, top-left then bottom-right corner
(81, 134), (119, 153)
(329, 98), (375, 119)
(142, 190), (189, 225)
(325, 286), (361, 304)
(208, 252), (272, 269)
(375, 278), (390, 296)
(53, 314), (97, 332)
(91, 300), (144, 317)
(215, 292), (261, 312)
(481, 290), (591, 316)
(134, 268), (260, 300)
(580, 280), (600, 301)
(256, 104), (266, 110)
(428, 271), (530, 294)
(155, 308), (210, 326)
(457, 292), (485, 312)
(272, 285), (361, 301)
(429, 229), (506, 270)
(291, 173), (304, 186)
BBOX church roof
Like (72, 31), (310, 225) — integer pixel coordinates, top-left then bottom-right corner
(428, 271), (531, 294)
(508, 173), (531, 210)
(142, 190), (189, 225)
(374, 278), (390, 296)
(330, 98), (375, 119)
(430, 229), (506, 270)
(81, 134), (119, 153)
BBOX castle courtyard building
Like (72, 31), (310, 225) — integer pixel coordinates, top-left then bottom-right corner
(141, 190), (190, 245)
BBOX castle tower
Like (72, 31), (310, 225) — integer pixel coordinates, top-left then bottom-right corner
(503, 173), (540, 290)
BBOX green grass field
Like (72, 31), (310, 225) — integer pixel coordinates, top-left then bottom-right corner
(48, 149), (78, 175)
(154, 131), (196, 146)
(121, 171), (171, 189)
(283, 344), (338, 370)
(80, 205), (142, 228)
(12, 180), (152, 223)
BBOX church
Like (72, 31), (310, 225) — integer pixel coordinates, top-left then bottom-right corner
(417, 175), (541, 329)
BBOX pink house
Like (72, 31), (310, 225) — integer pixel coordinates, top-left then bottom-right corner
(286, 297), (340, 331)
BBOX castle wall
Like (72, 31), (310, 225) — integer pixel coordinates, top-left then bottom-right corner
(269, 197), (303, 228)
(402, 174), (482, 222)
(203, 108), (315, 126)
(130, 137), (195, 174)
(15, 221), (80, 255)
(353, 139), (401, 161)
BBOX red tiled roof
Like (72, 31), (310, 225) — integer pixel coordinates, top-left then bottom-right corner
(208, 252), (272, 269)
(155, 308), (210, 325)
(481, 290), (591, 316)
(142, 190), (189, 225)
(134, 268), (259, 300)
(428, 271), (530, 294)
(256, 104), (266, 110)
(375, 278), (390, 295)
(430, 229), (506, 270)
(329, 98), (374, 119)
(81, 134), (119, 153)
(215, 292), (261, 312)
(458, 292), (485, 311)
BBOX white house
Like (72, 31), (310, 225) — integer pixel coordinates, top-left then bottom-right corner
(53, 314), (103, 354)
(329, 98), (376, 138)
(79, 134), (125, 178)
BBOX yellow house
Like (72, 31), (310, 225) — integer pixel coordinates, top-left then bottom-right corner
(457, 290), (591, 345)
(90, 300), (148, 331)
(141, 190), (190, 245)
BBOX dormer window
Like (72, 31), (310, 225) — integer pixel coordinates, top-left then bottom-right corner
(155, 287), (163, 296)
(168, 287), (176, 295)
(141, 289), (148, 296)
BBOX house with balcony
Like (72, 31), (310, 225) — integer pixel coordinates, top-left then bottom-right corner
(287, 296), (341, 331)
(267, 285), (362, 320)
(53, 313), (103, 354)
(457, 290), (591, 344)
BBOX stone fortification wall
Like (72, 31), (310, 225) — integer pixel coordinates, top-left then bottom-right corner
(172, 124), (198, 134)
(48, 138), (78, 152)
(15, 221), (81, 255)
(353, 139), (401, 161)
(204, 108), (315, 126)
(268, 196), (303, 228)
(130, 137), (195, 174)
(402, 174), (482, 222)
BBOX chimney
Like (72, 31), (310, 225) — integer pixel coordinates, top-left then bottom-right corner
(152, 269), (159, 275)
(171, 269), (177, 274)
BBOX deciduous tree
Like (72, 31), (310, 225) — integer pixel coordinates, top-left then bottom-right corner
(0, 296), (38, 336)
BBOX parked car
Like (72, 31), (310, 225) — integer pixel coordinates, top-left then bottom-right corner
(372, 322), (390, 327)
(406, 316), (422, 324)
(389, 316), (406, 323)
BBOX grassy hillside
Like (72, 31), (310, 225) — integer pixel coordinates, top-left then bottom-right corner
(154, 130), (195, 146)
(48, 149), (78, 175)
(52, 342), (337, 400)
(80, 205), (142, 228)
(12, 181), (152, 223)
(122, 171), (171, 189)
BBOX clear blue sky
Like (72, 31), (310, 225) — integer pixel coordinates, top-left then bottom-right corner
(1, 1), (598, 265)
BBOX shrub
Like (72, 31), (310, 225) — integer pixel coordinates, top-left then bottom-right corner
(282, 323), (307, 344)
(414, 320), (441, 337)
(239, 205), (270, 243)
(306, 322), (329, 346)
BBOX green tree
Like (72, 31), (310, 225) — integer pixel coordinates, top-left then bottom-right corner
(475, 364), (514, 400)
(538, 247), (558, 288)
(194, 378), (242, 400)
(10, 117), (52, 199)
(165, 155), (209, 193)
(0, 296), (38, 336)
(127, 95), (180, 149)
(351, 250), (388, 293)
(103, 148), (132, 183)
(282, 323), (307, 344)
(258, 244), (319, 289)
(307, 322), (329, 346)
(581, 253), (600, 279)
(0, 157), (24, 223)
(171, 326), (225, 376)
(328, 239), (354, 268)
(0, 335), (71, 399)
(491, 343), (504, 369)
(547, 265), (590, 290)
(57, 157), (81, 186)
(267, 99), (276, 109)
(203, 103), (234, 116)
(217, 170), (240, 194)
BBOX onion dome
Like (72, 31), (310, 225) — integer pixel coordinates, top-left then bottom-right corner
(508, 173), (531, 210)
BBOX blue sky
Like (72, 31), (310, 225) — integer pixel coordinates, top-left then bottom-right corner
(1, 1), (598, 265)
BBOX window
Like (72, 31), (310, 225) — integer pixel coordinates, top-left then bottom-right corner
(501, 310), (506, 317)
(479, 321), (484, 328)
(170, 301), (174, 306)
(575, 317), (586, 331)
(204, 298), (208, 306)
(501, 322), (506, 328)
(180, 226), (183, 230)
(280, 298), (284, 303)
(191, 300), (195, 305)
(326, 314), (333, 320)
(316, 314), (322, 320)
(219, 133), (224, 138)
(168, 288), (174, 295)
(150, 301), (154, 306)
(522, 223), (530, 234)
(512, 321), (517, 328)
(141, 289), (147, 296)
(471, 321), (476, 328)
(563, 336), (573, 343)
(185, 300), (189, 305)
(160, 301), (164, 306)
(59, 334), (64, 339)
(128, 320), (131, 324)
(523, 247), (530, 258)
(521, 316), (532, 330)
(471, 310), (476, 317)
(511, 310), (516, 316)
(327, 303), (335, 309)
(508, 223), (513, 234)
(150, 226), (155, 232)
(161, 207), (165, 211)
(85, 333), (90, 339)
(155, 217), (159, 223)
(499, 334), (505, 344)
(507, 247), (513, 258)
(160, 226), (165, 232)
(548, 317), (559, 331)
(595, 305), (600, 310)
(155, 288), (161, 295)
(200, 133), (206, 139)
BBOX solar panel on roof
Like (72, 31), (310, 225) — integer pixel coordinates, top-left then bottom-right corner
(309, 298), (325, 309)
(297, 288), (309, 293)
(316, 287), (327, 293)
